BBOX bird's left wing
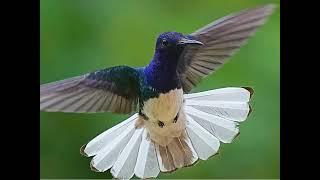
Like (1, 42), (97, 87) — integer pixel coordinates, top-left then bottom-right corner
(40, 66), (140, 114)
(177, 4), (275, 92)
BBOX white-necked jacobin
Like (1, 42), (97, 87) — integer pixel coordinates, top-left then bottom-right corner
(40, 4), (275, 179)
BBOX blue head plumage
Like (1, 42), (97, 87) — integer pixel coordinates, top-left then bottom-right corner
(144, 32), (203, 92)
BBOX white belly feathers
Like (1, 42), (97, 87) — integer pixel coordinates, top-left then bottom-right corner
(138, 88), (186, 146)
(143, 88), (183, 123)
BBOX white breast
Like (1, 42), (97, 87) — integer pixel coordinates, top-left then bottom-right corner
(143, 88), (183, 123)
(142, 88), (186, 146)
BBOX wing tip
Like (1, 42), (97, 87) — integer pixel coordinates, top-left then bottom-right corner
(242, 86), (254, 99)
(252, 3), (277, 13)
(204, 150), (220, 161)
(221, 129), (241, 144)
(135, 173), (159, 179)
(263, 3), (277, 10)
(160, 158), (201, 174)
(80, 144), (89, 157)
(183, 158), (200, 169)
(242, 87), (254, 117)
(224, 131), (241, 144)
(158, 158), (200, 174)
(248, 104), (253, 116)
(234, 131), (241, 140)
(160, 168), (177, 174)
(262, 4), (277, 17)
(90, 161), (101, 172)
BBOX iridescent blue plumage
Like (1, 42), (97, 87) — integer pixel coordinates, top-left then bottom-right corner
(143, 32), (201, 93)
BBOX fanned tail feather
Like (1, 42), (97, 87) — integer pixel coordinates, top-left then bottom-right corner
(81, 87), (253, 179)
(155, 132), (198, 172)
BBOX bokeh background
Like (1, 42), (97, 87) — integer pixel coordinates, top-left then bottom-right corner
(40, 0), (280, 179)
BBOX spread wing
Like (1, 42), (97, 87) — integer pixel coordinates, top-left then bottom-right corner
(40, 66), (140, 114)
(177, 4), (275, 92)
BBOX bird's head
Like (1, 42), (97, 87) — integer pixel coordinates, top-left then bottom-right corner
(147, 32), (203, 80)
(155, 32), (203, 56)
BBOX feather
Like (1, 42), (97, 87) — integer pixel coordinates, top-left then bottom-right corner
(184, 87), (251, 102)
(178, 4), (275, 92)
(134, 129), (160, 178)
(156, 144), (175, 172)
(185, 106), (239, 143)
(40, 66), (140, 114)
(184, 87), (252, 122)
(111, 128), (143, 179)
(90, 122), (136, 172)
(167, 138), (186, 168)
(81, 114), (138, 157)
(186, 115), (220, 160)
(186, 100), (250, 122)
(174, 135), (198, 166)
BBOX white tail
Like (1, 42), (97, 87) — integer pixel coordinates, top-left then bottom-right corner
(81, 87), (253, 179)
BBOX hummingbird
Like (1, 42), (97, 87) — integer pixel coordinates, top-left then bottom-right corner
(40, 4), (275, 179)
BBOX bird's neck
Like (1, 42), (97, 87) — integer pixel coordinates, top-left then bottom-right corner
(144, 51), (181, 92)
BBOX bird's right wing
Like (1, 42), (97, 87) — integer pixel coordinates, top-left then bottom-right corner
(177, 4), (275, 92)
(40, 66), (141, 114)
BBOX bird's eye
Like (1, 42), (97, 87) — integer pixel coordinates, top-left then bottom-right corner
(162, 39), (168, 47)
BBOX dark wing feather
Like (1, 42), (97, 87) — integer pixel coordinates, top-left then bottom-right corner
(40, 66), (140, 114)
(177, 4), (276, 92)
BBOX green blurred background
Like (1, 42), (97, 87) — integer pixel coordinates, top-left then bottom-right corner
(40, 0), (280, 179)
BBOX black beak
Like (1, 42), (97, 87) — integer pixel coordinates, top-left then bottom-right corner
(178, 38), (204, 46)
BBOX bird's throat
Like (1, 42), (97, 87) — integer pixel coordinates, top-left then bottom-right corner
(144, 51), (181, 92)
